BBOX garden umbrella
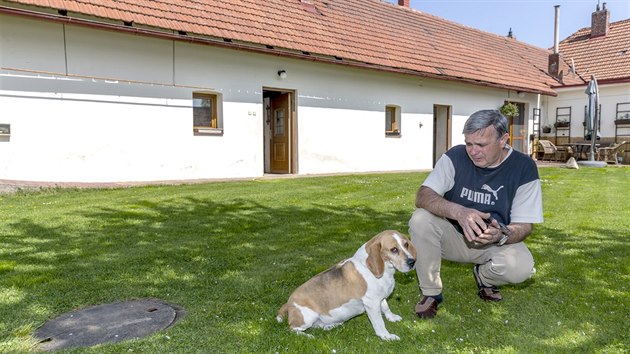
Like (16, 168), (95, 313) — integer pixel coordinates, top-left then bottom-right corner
(585, 75), (599, 161)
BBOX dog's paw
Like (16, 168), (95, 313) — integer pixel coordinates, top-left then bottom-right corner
(294, 330), (315, 339)
(322, 323), (341, 331)
(378, 333), (400, 341)
(385, 313), (402, 322)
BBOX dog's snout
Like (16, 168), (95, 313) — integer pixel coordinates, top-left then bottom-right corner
(407, 258), (416, 269)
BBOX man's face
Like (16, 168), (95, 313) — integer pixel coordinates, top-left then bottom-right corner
(464, 126), (509, 168)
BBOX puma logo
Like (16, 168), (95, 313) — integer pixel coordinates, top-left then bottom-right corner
(481, 184), (504, 200)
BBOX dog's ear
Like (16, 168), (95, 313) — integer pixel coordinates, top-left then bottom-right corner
(365, 236), (385, 278)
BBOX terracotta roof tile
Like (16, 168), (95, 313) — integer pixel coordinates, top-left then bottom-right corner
(557, 19), (630, 83)
(2, 0), (600, 94)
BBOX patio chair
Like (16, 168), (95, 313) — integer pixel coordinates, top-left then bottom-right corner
(596, 141), (626, 164)
(538, 140), (572, 162)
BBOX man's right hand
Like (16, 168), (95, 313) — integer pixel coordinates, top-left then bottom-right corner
(454, 207), (491, 243)
(417, 186), (492, 242)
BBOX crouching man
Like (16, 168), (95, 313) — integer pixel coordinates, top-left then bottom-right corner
(409, 109), (543, 318)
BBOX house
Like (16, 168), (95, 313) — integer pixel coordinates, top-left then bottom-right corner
(542, 3), (630, 162)
(0, 0), (615, 183)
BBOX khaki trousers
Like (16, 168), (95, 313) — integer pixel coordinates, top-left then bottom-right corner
(408, 208), (535, 297)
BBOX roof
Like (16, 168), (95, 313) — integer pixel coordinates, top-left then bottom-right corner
(558, 18), (630, 83)
(0, 0), (583, 95)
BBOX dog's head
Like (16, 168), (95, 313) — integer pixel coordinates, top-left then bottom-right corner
(365, 230), (417, 278)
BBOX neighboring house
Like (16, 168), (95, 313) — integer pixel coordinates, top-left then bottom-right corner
(0, 0), (616, 182)
(542, 4), (630, 161)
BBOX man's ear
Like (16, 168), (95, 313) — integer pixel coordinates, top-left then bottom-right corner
(500, 132), (510, 147)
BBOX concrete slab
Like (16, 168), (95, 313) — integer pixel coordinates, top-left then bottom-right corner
(578, 160), (608, 168)
(34, 298), (184, 351)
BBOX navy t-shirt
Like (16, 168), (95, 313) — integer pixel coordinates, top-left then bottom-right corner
(423, 145), (543, 231)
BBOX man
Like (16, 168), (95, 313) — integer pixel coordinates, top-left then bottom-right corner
(409, 109), (543, 319)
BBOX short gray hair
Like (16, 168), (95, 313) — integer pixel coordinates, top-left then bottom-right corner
(463, 109), (509, 139)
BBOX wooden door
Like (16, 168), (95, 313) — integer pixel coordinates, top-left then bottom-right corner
(508, 102), (526, 153)
(433, 105), (451, 166)
(270, 93), (290, 173)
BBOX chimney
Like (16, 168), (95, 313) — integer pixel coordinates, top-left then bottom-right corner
(548, 5), (562, 80)
(553, 5), (560, 54)
(591, 2), (610, 38)
(398, 0), (410, 7)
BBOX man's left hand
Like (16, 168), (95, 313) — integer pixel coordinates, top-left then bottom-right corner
(473, 219), (504, 245)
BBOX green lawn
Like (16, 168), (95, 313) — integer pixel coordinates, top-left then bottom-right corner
(1, 167), (629, 353)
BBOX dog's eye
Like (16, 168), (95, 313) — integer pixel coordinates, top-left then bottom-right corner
(391, 247), (399, 254)
(404, 242), (409, 248)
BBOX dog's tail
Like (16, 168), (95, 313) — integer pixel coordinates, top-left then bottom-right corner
(276, 303), (289, 323)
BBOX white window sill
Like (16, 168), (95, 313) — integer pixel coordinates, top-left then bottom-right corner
(194, 128), (223, 136)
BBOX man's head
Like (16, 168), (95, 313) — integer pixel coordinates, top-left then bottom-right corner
(463, 110), (510, 168)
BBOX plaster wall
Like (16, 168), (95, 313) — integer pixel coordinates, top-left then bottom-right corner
(542, 83), (630, 141)
(0, 14), (539, 182)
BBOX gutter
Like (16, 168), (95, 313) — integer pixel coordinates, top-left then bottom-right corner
(552, 77), (630, 89)
(0, 5), (557, 96)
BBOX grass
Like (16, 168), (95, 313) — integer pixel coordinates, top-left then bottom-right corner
(0, 167), (629, 353)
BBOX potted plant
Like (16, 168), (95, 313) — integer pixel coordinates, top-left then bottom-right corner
(500, 102), (519, 120)
(542, 125), (552, 133)
(555, 119), (569, 128)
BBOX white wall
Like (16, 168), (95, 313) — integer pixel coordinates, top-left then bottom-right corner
(542, 83), (630, 141)
(0, 14), (539, 182)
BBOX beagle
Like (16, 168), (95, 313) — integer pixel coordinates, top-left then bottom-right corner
(276, 230), (417, 340)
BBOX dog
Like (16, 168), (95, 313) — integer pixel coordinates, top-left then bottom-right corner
(276, 230), (417, 340)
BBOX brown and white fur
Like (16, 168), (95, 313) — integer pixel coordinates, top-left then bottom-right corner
(276, 230), (417, 340)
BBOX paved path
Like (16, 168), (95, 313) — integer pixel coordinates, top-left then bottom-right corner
(0, 162), (567, 195)
(0, 178), (244, 194)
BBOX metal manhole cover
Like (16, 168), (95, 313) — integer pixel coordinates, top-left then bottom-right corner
(34, 298), (184, 351)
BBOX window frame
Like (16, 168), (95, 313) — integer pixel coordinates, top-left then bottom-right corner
(385, 105), (401, 137)
(193, 92), (223, 135)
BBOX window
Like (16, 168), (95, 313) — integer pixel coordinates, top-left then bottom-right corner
(386, 105), (401, 136)
(274, 108), (285, 136)
(193, 92), (222, 135)
(616, 102), (630, 121)
(555, 106), (571, 125)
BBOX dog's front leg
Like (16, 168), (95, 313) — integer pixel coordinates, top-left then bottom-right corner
(364, 302), (400, 341)
(380, 299), (402, 322)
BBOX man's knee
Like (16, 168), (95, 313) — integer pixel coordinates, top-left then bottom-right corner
(408, 208), (437, 235)
(501, 264), (533, 284)
(490, 248), (535, 284)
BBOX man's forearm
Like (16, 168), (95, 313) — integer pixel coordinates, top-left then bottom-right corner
(503, 223), (532, 244)
(416, 185), (533, 244)
(415, 185), (463, 220)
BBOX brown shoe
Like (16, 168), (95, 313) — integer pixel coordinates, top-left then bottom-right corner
(478, 286), (502, 301)
(415, 296), (439, 318)
(473, 265), (502, 302)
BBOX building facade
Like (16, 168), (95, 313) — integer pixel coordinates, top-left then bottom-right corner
(2, 0), (625, 182)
